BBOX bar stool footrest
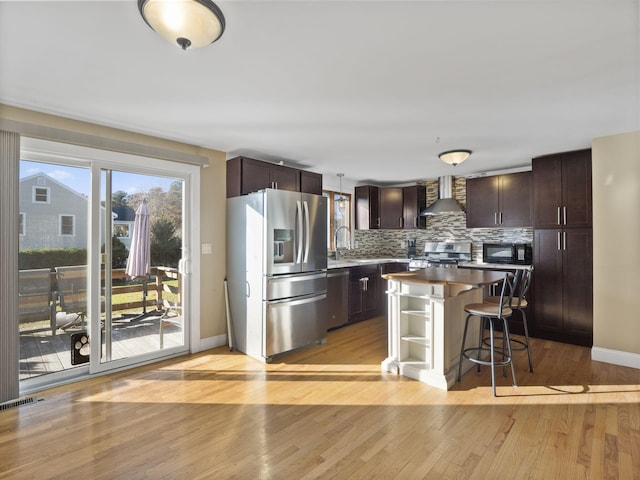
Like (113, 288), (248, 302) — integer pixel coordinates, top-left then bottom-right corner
(462, 346), (512, 368)
(482, 335), (529, 352)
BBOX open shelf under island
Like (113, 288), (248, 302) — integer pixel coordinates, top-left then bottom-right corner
(381, 268), (506, 390)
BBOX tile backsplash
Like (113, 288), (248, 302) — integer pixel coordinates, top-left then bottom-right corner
(344, 178), (533, 262)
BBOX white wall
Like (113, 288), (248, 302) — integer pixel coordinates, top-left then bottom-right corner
(592, 130), (640, 366)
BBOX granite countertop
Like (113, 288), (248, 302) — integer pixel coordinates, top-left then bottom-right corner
(381, 267), (507, 287)
(327, 258), (410, 269)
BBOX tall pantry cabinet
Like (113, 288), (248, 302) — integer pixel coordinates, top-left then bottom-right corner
(532, 149), (593, 347)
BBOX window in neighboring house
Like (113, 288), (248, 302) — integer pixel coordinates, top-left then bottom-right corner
(32, 186), (50, 204)
(59, 215), (75, 236)
(19, 212), (25, 236)
(114, 224), (130, 238)
(323, 190), (351, 251)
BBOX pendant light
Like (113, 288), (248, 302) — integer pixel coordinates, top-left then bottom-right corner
(138, 0), (226, 50)
(337, 173), (346, 211)
(439, 149), (471, 166)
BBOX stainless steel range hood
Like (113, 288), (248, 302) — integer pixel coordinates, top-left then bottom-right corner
(420, 176), (465, 215)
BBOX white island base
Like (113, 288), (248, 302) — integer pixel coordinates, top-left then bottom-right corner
(381, 270), (502, 390)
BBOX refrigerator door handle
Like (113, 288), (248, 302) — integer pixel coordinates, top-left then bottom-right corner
(296, 200), (303, 264)
(303, 200), (310, 263)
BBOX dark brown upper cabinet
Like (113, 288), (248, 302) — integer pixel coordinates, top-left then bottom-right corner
(532, 149), (592, 229)
(466, 171), (532, 228)
(300, 170), (323, 195)
(226, 156), (322, 198)
(402, 185), (427, 230)
(379, 187), (403, 229)
(355, 185), (379, 230)
(355, 185), (426, 230)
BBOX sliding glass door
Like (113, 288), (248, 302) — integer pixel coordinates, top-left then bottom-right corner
(94, 167), (188, 371)
(19, 138), (198, 387)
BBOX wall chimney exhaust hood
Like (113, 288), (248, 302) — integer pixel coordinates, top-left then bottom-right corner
(420, 176), (465, 216)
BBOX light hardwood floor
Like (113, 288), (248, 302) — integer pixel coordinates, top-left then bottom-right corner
(1, 316), (639, 479)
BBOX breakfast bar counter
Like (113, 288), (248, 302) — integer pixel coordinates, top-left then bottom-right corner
(380, 267), (505, 390)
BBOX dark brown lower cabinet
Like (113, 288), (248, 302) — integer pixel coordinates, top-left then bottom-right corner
(533, 228), (593, 346)
(348, 265), (380, 324)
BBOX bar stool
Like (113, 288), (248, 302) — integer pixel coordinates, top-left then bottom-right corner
(457, 272), (517, 397)
(484, 266), (534, 373)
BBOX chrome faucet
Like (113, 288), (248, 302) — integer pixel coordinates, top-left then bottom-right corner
(334, 225), (351, 259)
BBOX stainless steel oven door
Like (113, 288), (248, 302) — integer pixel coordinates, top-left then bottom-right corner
(264, 292), (328, 358)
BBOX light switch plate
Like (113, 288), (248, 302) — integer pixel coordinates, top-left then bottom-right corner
(201, 243), (212, 255)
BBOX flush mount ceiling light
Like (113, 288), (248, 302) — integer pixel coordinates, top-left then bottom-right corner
(439, 149), (472, 167)
(138, 0), (226, 50)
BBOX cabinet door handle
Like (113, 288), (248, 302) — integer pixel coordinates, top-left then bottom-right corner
(377, 217), (380, 228)
(557, 206), (561, 226)
(414, 216), (417, 228)
(400, 217), (403, 228)
(557, 231), (562, 251)
(563, 231), (567, 250)
(499, 212), (503, 224)
(563, 206), (567, 225)
(494, 212), (498, 225)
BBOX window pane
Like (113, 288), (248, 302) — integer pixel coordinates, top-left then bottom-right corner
(113, 224), (129, 238)
(60, 215), (74, 236)
(334, 194), (350, 249)
(33, 186), (49, 203)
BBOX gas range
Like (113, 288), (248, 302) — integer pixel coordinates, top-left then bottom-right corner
(408, 241), (472, 270)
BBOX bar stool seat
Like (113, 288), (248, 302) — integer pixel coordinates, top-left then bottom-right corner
(457, 272), (517, 397)
(464, 302), (513, 319)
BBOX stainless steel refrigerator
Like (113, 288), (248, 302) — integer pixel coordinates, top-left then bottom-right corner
(226, 189), (328, 362)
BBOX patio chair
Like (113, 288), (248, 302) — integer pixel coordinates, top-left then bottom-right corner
(18, 268), (56, 334)
(55, 265), (88, 330)
(157, 266), (182, 349)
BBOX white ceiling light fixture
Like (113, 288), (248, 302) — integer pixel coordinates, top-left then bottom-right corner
(138, 0), (226, 50)
(439, 149), (472, 167)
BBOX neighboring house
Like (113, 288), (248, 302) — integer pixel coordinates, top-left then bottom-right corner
(19, 173), (106, 251)
(112, 206), (136, 250)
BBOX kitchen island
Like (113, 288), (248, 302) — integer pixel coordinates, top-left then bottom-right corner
(381, 268), (506, 390)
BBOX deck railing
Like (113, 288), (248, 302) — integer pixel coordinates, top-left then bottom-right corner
(18, 266), (179, 334)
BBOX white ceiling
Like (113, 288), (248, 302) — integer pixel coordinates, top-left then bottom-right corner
(1, 1), (639, 187)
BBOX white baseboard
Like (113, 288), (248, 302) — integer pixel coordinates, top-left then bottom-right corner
(197, 333), (229, 353)
(591, 347), (640, 370)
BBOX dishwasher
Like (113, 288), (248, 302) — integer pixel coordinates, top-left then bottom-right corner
(327, 269), (349, 329)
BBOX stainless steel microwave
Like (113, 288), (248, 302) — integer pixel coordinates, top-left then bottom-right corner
(483, 243), (532, 265)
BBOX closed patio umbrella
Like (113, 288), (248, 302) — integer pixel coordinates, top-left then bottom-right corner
(126, 199), (151, 316)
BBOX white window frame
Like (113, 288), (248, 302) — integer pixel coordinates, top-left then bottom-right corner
(59, 214), (75, 236)
(323, 190), (351, 250)
(19, 212), (25, 236)
(32, 185), (50, 204)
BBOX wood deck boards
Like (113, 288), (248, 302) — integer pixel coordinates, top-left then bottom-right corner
(3, 316), (640, 479)
(19, 314), (183, 380)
